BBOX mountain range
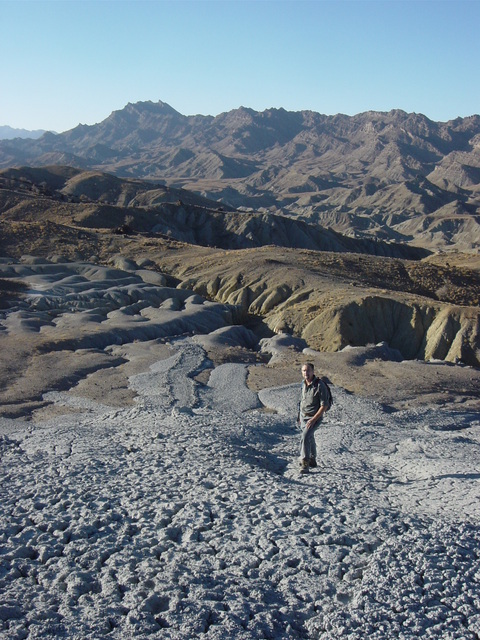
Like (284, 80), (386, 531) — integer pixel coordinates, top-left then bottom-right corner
(1, 100), (479, 252)
(0, 125), (49, 140)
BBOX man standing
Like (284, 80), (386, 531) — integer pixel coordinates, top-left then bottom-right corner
(298, 363), (329, 473)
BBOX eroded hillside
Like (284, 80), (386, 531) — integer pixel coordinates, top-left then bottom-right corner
(0, 167), (479, 370)
(154, 246), (480, 366)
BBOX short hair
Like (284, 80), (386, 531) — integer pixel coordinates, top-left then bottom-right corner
(303, 362), (314, 370)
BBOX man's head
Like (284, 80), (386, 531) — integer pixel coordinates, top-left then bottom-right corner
(301, 363), (315, 383)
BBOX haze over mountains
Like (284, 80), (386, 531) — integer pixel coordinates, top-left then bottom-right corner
(0, 125), (49, 140)
(1, 100), (479, 252)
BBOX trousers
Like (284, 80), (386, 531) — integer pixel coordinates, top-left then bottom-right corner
(299, 415), (322, 461)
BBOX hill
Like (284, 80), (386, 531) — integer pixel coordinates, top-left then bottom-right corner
(0, 166), (479, 376)
(0, 165), (428, 259)
(0, 101), (479, 251)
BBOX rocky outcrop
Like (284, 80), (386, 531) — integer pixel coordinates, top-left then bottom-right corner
(300, 295), (479, 366)
(172, 252), (480, 367)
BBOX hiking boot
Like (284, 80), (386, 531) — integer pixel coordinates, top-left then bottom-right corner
(299, 458), (309, 473)
(309, 458), (318, 468)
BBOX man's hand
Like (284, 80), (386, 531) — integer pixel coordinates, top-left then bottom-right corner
(306, 406), (325, 429)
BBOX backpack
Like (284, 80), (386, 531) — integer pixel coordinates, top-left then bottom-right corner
(317, 377), (333, 411)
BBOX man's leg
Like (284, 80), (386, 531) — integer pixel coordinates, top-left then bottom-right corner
(310, 432), (317, 461)
(299, 418), (318, 462)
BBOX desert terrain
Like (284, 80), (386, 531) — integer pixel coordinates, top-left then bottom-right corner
(1, 102), (479, 251)
(0, 107), (479, 638)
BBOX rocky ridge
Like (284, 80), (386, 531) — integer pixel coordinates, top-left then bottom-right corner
(0, 166), (428, 259)
(0, 102), (479, 251)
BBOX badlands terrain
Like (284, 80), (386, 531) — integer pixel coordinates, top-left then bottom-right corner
(0, 104), (479, 638)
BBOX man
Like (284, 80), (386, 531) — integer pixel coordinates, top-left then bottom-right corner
(297, 362), (329, 473)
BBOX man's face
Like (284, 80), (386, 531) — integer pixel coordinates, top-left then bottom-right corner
(302, 365), (314, 383)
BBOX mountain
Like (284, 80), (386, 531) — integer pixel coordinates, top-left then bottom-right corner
(1, 101), (479, 251)
(0, 125), (50, 140)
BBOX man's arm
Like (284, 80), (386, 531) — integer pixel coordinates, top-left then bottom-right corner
(305, 404), (326, 429)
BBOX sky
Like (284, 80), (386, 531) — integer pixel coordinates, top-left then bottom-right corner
(1, 0), (479, 132)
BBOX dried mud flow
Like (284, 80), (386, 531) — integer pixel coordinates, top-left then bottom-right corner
(1, 336), (480, 639)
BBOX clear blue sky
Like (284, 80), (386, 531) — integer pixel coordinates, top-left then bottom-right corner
(1, 0), (478, 132)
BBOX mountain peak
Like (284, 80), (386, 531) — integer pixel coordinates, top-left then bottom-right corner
(124, 100), (181, 116)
